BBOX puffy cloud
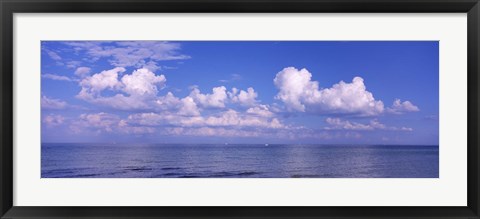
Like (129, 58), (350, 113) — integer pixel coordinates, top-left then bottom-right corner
(42, 74), (74, 82)
(178, 97), (201, 116)
(387, 99), (420, 114)
(43, 114), (65, 127)
(324, 117), (413, 132)
(228, 87), (258, 107)
(75, 66), (265, 113)
(77, 67), (167, 110)
(274, 67), (317, 112)
(41, 96), (67, 110)
(189, 86), (228, 108)
(274, 67), (384, 116)
(74, 67), (91, 77)
(75, 68), (262, 113)
(187, 86), (259, 109)
(121, 68), (166, 96)
(246, 105), (274, 117)
(154, 93), (201, 116)
(155, 92), (182, 110)
(78, 67), (125, 96)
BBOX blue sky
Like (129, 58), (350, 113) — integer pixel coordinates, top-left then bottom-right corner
(41, 41), (439, 145)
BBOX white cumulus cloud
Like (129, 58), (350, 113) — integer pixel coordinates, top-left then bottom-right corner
(246, 105), (274, 118)
(155, 92), (182, 110)
(121, 68), (166, 96)
(387, 99), (420, 114)
(75, 67), (264, 113)
(178, 96), (201, 116)
(274, 67), (384, 116)
(76, 67), (167, 110)
(228, 87), (258, 107)
(189, 86), (228, 108)
(78, 67), (125, 97)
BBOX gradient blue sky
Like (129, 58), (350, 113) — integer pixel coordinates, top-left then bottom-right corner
(41, 41), (439, 145)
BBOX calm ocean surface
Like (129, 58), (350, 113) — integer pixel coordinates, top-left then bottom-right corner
(41, 143), (439, 178)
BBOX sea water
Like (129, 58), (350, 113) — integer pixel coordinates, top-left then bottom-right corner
(41, 143), (439, 178)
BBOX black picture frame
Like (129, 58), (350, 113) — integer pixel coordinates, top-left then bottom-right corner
(1, 0), (479, 218)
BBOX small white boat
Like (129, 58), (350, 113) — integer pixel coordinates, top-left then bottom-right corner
(265, 144), (269, 146)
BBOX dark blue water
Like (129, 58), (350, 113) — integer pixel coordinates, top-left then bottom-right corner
(41, 143), (439, 178)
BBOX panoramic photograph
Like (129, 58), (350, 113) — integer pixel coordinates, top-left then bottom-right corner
(41, 41), (439, 178)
